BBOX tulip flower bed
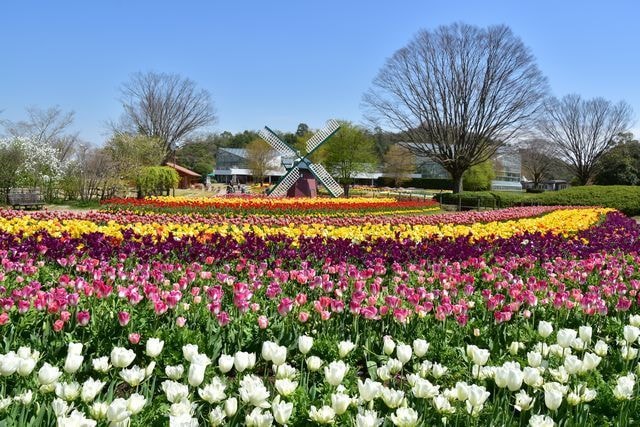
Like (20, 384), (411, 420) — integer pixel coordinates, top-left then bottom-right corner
(100, 196), (440, 216)
(1, 206), (640, 426)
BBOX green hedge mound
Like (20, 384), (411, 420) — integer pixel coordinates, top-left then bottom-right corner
(435, 186), (640, 216)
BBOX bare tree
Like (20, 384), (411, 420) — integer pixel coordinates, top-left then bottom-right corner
(520, 139), (556, 187)
(383, 144), (416, 187)
(363, 23), (548, 192)
(1, 106), (78, 162)
(116, 71), (217, 162)
(246, 138), (275, 185)
(537, 94), (633, 185)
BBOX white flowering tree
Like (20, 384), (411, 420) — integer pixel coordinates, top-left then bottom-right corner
(0, 137), (69, 201)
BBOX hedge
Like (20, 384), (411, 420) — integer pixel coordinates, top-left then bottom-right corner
(435, 186), (640, 216)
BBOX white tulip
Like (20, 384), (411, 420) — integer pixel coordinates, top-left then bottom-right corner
(120, 365), (146, 387)
(271, 345), (287, 366)
(412, 377), (440, 399)
(431, 362), (448, 378)
(514, 390), (534, 411)
(386, 358), (403, 374)
(107, 398), (132, 424)
(331, 391), (352, 414)
(127, 393), (146, 415)
(523, 367), (544, 388)
(630, 315), (640, 327)
(557, 329), (577, 348)
(578, 325), (592, 344)
(381, 387), (404, 408)
(527, 351), (543, 368)
(234, 352), (256, 372)
(162, 380), (189, 403)
(271, 395), (293, 425)
(55, 381), (81, 401)
(357, 378), (382, 402)
(38, 363), (62, 385)
(309, 405), (336, 424)
(239, 374), (270, 408)
(51, 397), (69, 417)
(306, 356), (323, 371)
(208, 407), (226, 426)
(613, 373), (636, 400)
(622, 345), (639, 361)
(624, 325), (640, 344)
(188, 354), (211, 387)
(199, 377), (227, 403)
(245, 407), (274, 427)
(538, 321), (554, 338)
(594, 340), (609, 356)
(92, 356), (110, 373)
(529, 414), (555, 427)
(274, 378), (298, 396)
(543, 382), (567, 410)
(383, 336), (396, 356)
(338, 340), (356, 358)
(298, 335), (313, 354)
(377, 365), (392, 382)
(389, 407), (419, 427)
(275, 363), (297, 379)
(355, 409), (383, 427)
(224, 397), (238, 417)
(145, 338), (164, 358)
(218, 354), (234, 373)
(165, 364), (184, 380)
(581, 352), (601, 372)
(81, 378), (106, 403)
(261, 341), (277, 362)
(412, 339), (429, 358)
(182, 344), (199, 362)
(563, 355), (583, 375)
(433, 395), (455, 414)
(324, 360), (348, 386)
(396, 344), (412, 364)
(68, 342), (83, 356)
(89, 402), (108, 420)
(13, 390), (33, 405)
(17, 357), (36, 376)
(110, 347), (135, 369)
(0, 352), (18, 377)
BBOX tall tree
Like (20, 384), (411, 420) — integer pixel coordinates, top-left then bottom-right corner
(1, 106), (79, 163)
(594, 133), (640, 185)
(323, 121), (378, 197)
(537, 94), (633, 185)
(383, 145), (416, 187)
(175, 136), (217, 178)
(246, 138), (275, 185)
(103, 134), (165, 184)
(363, 23), (548, 193)
(520, 139), (556, 187)
(115, 71), (217, 162)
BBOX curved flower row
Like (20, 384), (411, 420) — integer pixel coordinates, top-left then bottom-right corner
(101, 196), (440, 216)
(0, 208), (611, 243)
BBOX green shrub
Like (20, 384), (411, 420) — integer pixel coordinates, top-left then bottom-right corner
(529, 186), (640, 216)
(136, 166), (180, 197)
(462, 161), (495, 191)
(436, 186), (640, 216)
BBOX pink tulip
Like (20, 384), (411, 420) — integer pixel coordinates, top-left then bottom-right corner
(53, 319), (64, 332)
(118, 311), (130, 327)
(298, 311), (309, 323)
(129, 333), (141, 344)
(76, 310), (91, 326)
(176, 316), (187, 327)
(258, 315), (268, 329)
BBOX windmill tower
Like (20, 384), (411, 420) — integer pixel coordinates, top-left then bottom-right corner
(258, 120), (344, 197)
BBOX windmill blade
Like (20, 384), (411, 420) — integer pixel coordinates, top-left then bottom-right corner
(306, 119), (340, 154)
(309, 163), (344, 197)
(268, 167), (301, 197)
(258, 127), (297, 158)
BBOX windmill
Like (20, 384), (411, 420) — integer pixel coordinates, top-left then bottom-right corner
(258, 120), (344, 197)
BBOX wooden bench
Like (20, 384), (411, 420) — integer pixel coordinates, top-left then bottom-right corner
(8, 188), (45, 210)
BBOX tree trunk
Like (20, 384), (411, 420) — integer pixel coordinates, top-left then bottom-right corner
(451, 174), (464, 193)
(342, 183), (350, 198)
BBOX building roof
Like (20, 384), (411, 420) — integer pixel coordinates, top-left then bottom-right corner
(165, 162), (201, 177)
(218, 147), (249, 158)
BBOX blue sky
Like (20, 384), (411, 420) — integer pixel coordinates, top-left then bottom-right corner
(1, 1), (639, 145)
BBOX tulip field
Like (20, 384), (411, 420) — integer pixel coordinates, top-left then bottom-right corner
(1, 197), (640, 426)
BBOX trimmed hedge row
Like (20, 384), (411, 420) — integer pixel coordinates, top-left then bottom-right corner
(436, 186), (640, 216)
